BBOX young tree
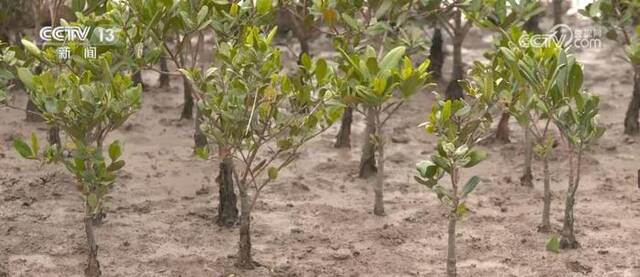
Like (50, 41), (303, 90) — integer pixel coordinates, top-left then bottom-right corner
(313, 0), (416, 150)
(418, 0), (540, 99)
(15, 44), (141, 276)
(582, 1), (640, 134)
(498, 31), (573, 232)
(556, 93), (604, 248)
(494, 10), (544, 144)
(183, 25), (342, 268)
(553, 70), (605, 249)
(337, 46), (431, 215)
(415, 62), (497, 276)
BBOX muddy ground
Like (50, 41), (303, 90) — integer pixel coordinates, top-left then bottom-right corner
(1, 16), (640, 277)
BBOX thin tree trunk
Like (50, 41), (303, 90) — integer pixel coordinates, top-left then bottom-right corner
(539, 154), (551, 233)
(359, 108), (377, 178)
(25, 99), (43, 122)
(373, 113), (385, 216)
(520, 128), (534, 187)
(297, 37), (309, 63)
(553, 0), (563, 26)
(334, 106), (353, 148)
(446, 210), (457, 277)
(84, 203), (101, 277)
(181, 75), (194, 120)
(216, 156), (238, 227)
(48, 126), (60, 148)
(495, 112), (510, 143)
(132, 70), (144, 91)
(560, 150), (582, 249)
(158, 56), (170, 88)
(194, 107), (207, 149)
(236, 184), (254, 269)
(624, 66), (640, 135)
(446, 12), (464, 100)
(446, 167), (459, 277)
(429, 28), (444, 80)
(524, 14), (542, 34)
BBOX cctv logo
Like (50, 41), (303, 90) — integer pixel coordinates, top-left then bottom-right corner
(39, 26), (90, 42)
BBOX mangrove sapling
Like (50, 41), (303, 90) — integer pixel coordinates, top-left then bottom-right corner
(183, 26), (341, 268)
(582, 1), (640, 135)
(558, 97), (605, 248)
(551, 73), (605, 249)
(337, 46), (431, 215)
(312, 0), (415, 150)
(15, 53), (141, 276)
(498, 33), (570, 232)
(419, 0), (540, 100)
(415, 64), (497, 276)
(495, 10), (544, 143)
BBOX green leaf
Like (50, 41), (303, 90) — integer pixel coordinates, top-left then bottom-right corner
(341, 13), (359, 30)
(14, 139), (33, 158)
(266, 26), (278, 45)
(546, 235), (560, 253)
(464, 149), (487, 168)
(30, 133), (39, 156)
(456, 202), (468, 218)
(374, 0), (393, 19)
(108, 140), (122, 161)
(416, 160), (435, 177)
(442, 101), (452, 121)
(87, 193), (98, 209)
(21, 39), (41, 57)
(195, 146), (209, 160)
(197, 5), (208, 25)
(107, 160), (125, 172)
(432, 155), (451, 173)
(256, 0), (272, 14)
(315, 58), (329, 82)
(567, 63), (583, 96)
(268, 167), (278, 180)
(379, 46), (406, 75)
(17, 68), (35, 91)
(462, 176), (480, 198)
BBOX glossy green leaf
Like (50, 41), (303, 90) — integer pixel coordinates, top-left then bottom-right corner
(256, 0), (272, 14)
(108, 140), (122, 161)
(464, 149), (487, 168)
(14, 138), (33, 158)
(462, 176), (480, 197)
(107, 160), (125, 172)
(379, 46), (406, 75)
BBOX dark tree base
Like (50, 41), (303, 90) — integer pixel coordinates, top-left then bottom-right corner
(445, 79), (464, 100)
(216, 157), (238, 227)
(133, 71), (146, 91)
(25, 99), (43, 122)
(428, 28), (444, 80)
(334, 106), (353, 148)
(520, 172), (533, 187)
(181, 76), (194, 120)
(495, 112), (511, 143)
(559, 237), (579, 249)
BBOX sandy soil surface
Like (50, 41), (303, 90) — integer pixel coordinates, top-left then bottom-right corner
(2, 16), (640, 277)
